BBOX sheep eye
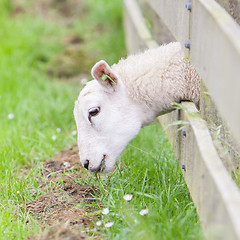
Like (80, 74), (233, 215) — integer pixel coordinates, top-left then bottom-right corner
(88, 107), (100, 120)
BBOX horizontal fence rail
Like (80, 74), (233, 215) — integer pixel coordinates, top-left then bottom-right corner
(124, 0), (240, 239)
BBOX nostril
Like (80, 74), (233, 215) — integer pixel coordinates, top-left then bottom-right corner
(83, 160), (89, 169)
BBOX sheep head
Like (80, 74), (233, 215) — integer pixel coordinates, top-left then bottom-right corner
(74, 60), (143, 173)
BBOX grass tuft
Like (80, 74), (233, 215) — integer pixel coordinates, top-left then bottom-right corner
(78, 123), (203, 239)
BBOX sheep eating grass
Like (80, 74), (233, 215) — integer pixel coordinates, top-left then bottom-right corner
(74, 42), (200, 173)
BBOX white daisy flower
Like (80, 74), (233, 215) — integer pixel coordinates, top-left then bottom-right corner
(139, 208), (149, 216)
(81, 78), (88, 85)
(102, 208), (109, 215)
(63, 162), (70, 168)
(96, 221), (102, 226)
(72, 130), (77, 136)
(8, 113), (14, 119)
(52, 135), (57, 141)
(105, 222), (114, 228)
(123, 194), (133, 201)
(56, 128), (61, 133)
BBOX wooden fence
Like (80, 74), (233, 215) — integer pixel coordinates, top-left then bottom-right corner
(123, 0), (240, 239)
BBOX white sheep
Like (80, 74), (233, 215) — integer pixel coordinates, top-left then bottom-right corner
(74, 42), (200, 173)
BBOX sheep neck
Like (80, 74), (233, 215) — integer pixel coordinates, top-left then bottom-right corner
(112, 45), (200, 119)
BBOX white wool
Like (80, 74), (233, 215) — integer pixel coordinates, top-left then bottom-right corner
(111, 42), (200, 113)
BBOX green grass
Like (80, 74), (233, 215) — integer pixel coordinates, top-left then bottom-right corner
(79, 123), (203, 239)
(0, 0), (203, 239)
(0, 11), (78, 240)
(73, 0), (126, 65)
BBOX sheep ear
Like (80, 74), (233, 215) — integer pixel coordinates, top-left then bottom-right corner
(91, 60), (119, 91)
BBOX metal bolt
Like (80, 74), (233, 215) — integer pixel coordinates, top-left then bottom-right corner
(182, 128), (186, 136)
(185, 0), (192, 11)
(182, 162), (186, 171)
(185, 40), (191, 49)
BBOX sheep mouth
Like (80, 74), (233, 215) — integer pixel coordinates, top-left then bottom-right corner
(98, 154), (107, 173)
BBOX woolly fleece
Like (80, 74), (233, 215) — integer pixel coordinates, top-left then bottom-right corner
(111, 42), (200, 114)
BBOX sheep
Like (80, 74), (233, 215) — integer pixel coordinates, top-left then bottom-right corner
(74, 42), (200, 173)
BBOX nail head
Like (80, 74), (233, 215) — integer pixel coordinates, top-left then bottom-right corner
(185, 1), (192, 11)
(182, 128), (186, 136)
(185, 40), (191, 49)
(182, 162), (186, 170)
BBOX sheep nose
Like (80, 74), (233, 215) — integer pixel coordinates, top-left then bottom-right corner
(83, 160), (89, 170)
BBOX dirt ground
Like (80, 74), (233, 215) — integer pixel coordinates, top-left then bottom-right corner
(10, 1), (106, 239)
(26, 146), (102, 240)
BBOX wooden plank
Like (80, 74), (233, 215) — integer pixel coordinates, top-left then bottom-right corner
(159, 103), (240, 240)
(158, 111), (181, 161)
(123, 0), (158, 54)
(190, 0), (240, 147)
(200, 82), (240, 171)
(215, 0), (240, 25)
(137, 0), (175, 45)
(181, 102), (240, 240)
(147, 0), (189, 56)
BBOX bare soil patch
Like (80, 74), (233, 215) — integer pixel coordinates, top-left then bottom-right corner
(26, 147), (102, 240)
